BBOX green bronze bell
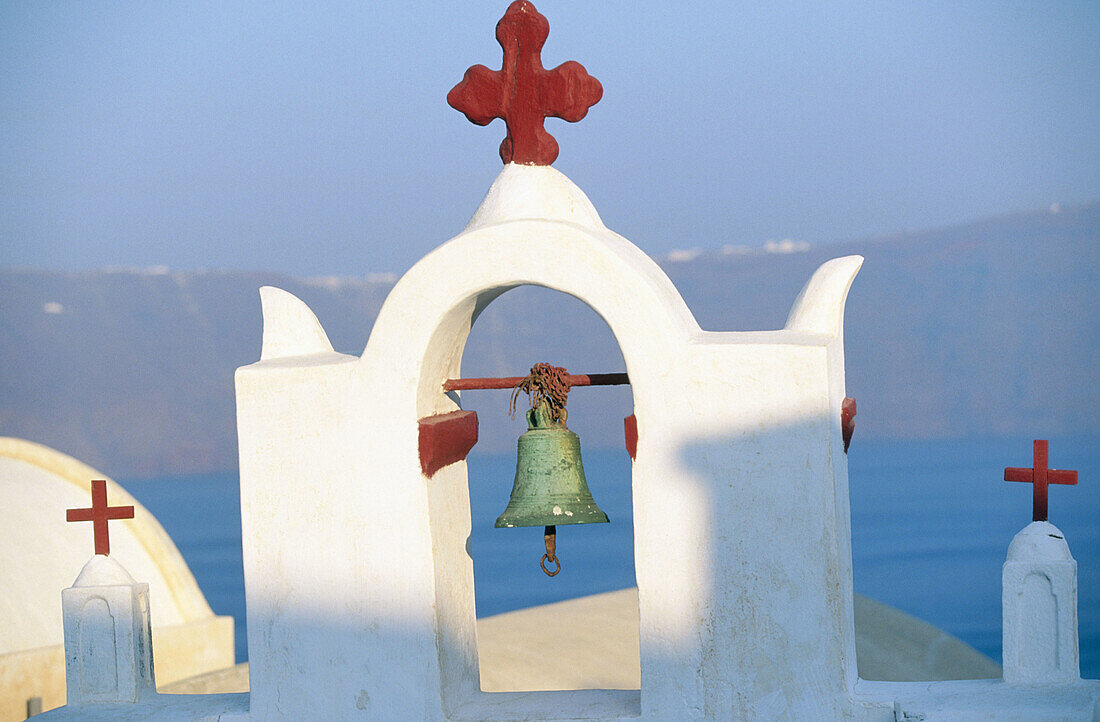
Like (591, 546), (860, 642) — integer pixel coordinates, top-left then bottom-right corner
(496, 401), (610, 530)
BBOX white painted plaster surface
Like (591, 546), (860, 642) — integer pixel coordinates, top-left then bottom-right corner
(856, 678), (1100, 720)
(35, 692), (249, 721)
(462, 163), (606, 233)
(258, 286), (334, 360)
(1003, 521), (1080, 685)
(73, 554), (139, 587)
(62, 556), (156, 705)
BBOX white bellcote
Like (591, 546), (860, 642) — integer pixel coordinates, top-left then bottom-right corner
(1003, 521), (1080, 684)
(62, 555), (156, 705)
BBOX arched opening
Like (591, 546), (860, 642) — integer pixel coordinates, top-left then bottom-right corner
(361, 199), (701, 717)
(456, 285), (639, 692)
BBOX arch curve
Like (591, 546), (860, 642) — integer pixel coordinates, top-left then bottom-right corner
(363, 212), (701, 420)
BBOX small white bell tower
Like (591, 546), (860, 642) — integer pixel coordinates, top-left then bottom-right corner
(62, 555), (156, 704)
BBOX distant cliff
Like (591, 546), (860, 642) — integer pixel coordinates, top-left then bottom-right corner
(2, 202), (1096, 478)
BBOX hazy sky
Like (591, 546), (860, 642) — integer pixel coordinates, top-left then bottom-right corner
(2, 1), (1098, 276)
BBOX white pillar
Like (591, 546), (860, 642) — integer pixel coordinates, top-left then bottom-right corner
(1002, 521), (1079, 684)
(61, 555), (156, 704)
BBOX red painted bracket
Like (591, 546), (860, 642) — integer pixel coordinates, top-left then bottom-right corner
(418, 410), (479, 478)
(841, 397), (857, 454)
(624, 414), (638, 461)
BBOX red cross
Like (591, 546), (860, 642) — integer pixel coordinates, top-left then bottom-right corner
(66, 479), (135, 556)
(1004, 440), (1078, 522)
(447, 0), (602, 165)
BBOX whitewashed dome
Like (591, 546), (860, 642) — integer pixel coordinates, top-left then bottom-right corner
(0, 437), (217, 653)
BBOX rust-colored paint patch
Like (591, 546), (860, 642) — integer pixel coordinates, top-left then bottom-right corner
(624, 413), (638, 461)
(418, 410), (479, 478)
(447, 0), (602, 165)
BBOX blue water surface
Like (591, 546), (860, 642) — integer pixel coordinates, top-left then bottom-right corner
(125, 435), (1098, 677)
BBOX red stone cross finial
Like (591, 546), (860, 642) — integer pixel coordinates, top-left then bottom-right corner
(66, 479), (135, 556)
(447, 1), (602, 166)
(1004, 440), (1078, 522)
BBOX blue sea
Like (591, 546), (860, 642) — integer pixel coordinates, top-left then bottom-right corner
(125, 436), (1099, 678)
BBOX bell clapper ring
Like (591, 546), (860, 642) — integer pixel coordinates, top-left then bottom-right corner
(541, 525), (560, 577)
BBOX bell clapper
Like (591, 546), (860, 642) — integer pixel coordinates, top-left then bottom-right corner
(541, 525), (560, 576)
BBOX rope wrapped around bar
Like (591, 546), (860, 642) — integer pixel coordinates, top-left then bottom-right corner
(509, 362), (571, 424)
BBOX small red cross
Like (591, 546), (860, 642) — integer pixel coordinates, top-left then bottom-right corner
(447, 0), (602, 165)
(1004, 440), (1078, 522)
(66, 479), (135, 556)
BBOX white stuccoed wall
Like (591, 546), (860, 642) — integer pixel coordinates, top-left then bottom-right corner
(62, 555), (156, 705)
(1003, 521), (1080, 684)
(234, 164), (866, 720)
